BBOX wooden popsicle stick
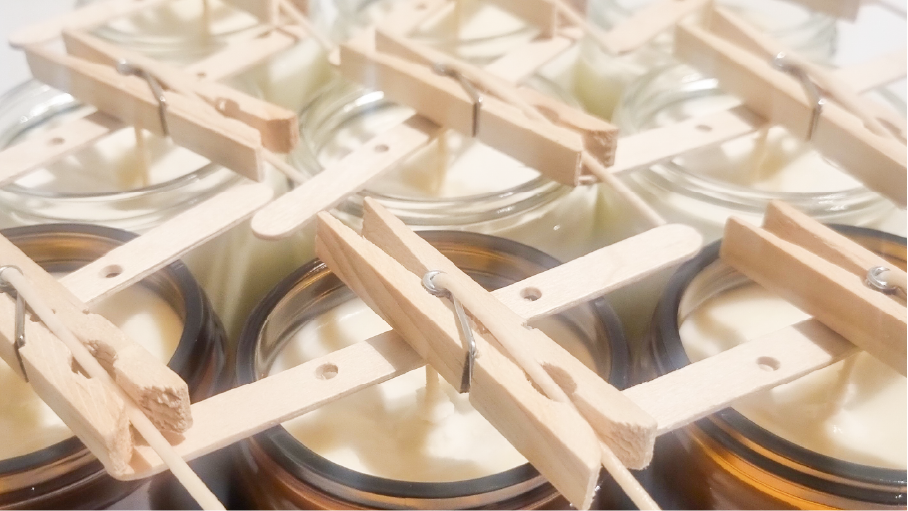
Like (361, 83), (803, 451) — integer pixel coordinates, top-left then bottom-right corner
(601, 0), (709, 55)
(485, 0), (559, 37)
(786, 0), (862, 20)
(0, 269), (224, 510)
(0, 234), (192, 433)
(251, 117), (442, 239)
(184, 26), (299, 81)
(25, 45), (266, 182)
(361, 197), (659, 469)
(7, 0), (173, 48)
(705, 7), (901, 141)
(250, 33), (575, 240)
(222, 0), (280, 23)
(376, 0), (452, 35)
(123, 220), (703, 478)
(0, 271), (132, 474)
(624, 319), (856, 434)
(675, 23), (907, 207)
(316, 212), (602, 510)
(60, 181), (274, 305)
(763, 201), (908, 291)
(375, 29), (618, 168)
(62, 30), (300, 153)
(721, 217), (907, 376)
(841, 48), (907, 93)
(339, 40), (585, 186)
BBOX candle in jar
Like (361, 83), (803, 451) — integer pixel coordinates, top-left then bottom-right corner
(0, 282), (183, 461)
(678, 282), (906, 470)
(270, 297), (598, 482)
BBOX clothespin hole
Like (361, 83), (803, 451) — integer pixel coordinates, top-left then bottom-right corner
(520, 287), (542, 301)
(695, 124), (713, 133)
(374, 144), (390, 153)
(196, 71), (207, 79)
(414, 2), (428, 10)
(756, 356), (781, 372)
(48, 137), (65, 146)
(71, 358), (90, 378)
(316, 363), (339, 380)
(100, 264), (124, 279)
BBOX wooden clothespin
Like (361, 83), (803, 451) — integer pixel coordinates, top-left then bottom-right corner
(674, 22), (907, 207)
(338, 33), (588, 186)
(721, 201), (907, 377)
(315, 199), (660, 510)
(24, 44), (267, 181)
(61, 30), (300, 153)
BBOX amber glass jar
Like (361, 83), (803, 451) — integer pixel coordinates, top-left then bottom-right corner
(232, 231), (631, 509)
(639, 225), (907, 509)
(0, 224), (229, 509)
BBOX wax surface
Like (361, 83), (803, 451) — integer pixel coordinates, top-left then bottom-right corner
(679, 283), (907, 470)
(0, 284), (183, 461)
(272, 297), (598, 482)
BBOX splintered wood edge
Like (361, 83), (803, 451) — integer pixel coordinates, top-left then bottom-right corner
(721, 218), (907, 377)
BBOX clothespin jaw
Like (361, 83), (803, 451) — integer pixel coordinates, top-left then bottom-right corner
(673, 22), (908, 207)
(315, 210), (602, 510)
(720, 201), (907, 377)
(338, 34), (590, 186)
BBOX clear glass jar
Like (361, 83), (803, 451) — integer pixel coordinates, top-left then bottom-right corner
(0, 80), (314, 341)
(575, 0), (837, 119)
(611, 64), (905, 243)
(74, 0), (264, 64)
(309, 0), (539, 63)
(638, 225), (907, 509)
(290, 79), (617, 262)
(231, 231), (631, 509)
(0, 223), (229, 509)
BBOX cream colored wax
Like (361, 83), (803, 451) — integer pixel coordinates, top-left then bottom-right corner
(272, 298), (598, 482)
(0, 283), (183, 461)
(679, 283), (907, 470)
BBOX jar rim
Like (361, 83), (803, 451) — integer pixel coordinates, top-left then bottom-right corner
(235, 230), (629, 503)
(649, 224), (907, 503)
(0, 223), (210, 478)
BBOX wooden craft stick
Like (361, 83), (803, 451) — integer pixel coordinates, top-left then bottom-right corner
(278, 0), (335, 51)
(60, 182), (274, 305)
(316, 212), (602, 510)
(251, 34), (575, 240)
(601, 0), (709, 55)
(184, 26), (299, 81)
(0, 269), (224, 510)
(0, 235), (192, 433)
(842, 48), (907, 93)
(721, 217), (907, 376)
(675, 23), (907, 206)
(481, 33), (574, 81)
(706, 7), (900, 140)
(25, 45), (265, 182)
(7, 0), (173, 48)
(339, 40), (585, 186)
(786, 0), (862, 20)
(485, 0), (559, 37)
(763, 201), (908, 292)
(376, 0), (452, 36)
(62, 30), (300, 153)
(361, 198), (659, 467)
(222, 0), (280, 24)
(624, 319), (856, 434)
(251, 116), (442, 239)
(121, 221), (702, 479)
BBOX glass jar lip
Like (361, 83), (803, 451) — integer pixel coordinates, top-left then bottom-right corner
(0, 223), (207, 477)
(0, 80), (241, 201)
(650, 225), (907, 500)
(235, 230), (629, 501)
(616, 66), (888, 208)
(292, 80), (571, 226)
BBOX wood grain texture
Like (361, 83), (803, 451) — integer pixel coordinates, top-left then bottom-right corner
(0, 235), (192, 433)
(721, 217), (907, 376)
(675, 24), (907, 206)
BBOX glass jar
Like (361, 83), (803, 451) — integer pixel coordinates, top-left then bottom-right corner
(309, 0), (539, 64)
(290, 79), (617, 262)
(0, 80), (313, 342)
(575, 0), (837, 119)
(232, 231), (631, 509)
(611, 64), (906, 242)
(638, 225), (907, 509)
(0, 223), (229, 509)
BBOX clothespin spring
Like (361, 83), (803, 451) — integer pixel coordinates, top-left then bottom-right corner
(0, 266), (29, 382)
(431, 63), (483, 137)
(116, 60), (170, 136)
(422, 270), (477, 392)
(772, 52), (826, 141)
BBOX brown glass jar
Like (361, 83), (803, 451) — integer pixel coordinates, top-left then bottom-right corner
(0, 224), (229, 509)
(639, 225), (907, 509)
(232, 231), (632, 509)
